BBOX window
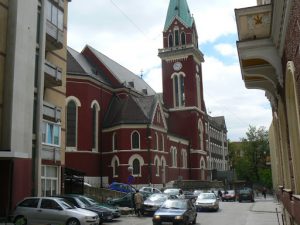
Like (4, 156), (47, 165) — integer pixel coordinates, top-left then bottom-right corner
(161, 134), (165, 151)
(114, 160), (119, 177)
(198, 119), (204, 150)
(131, 131), (140, 149)
(182, 149), (187, 168)
(154, 132), (158, 150)
(171, 147), (177, 167)
(174, 29), (179, 46)
(19, 198), (39, 208)
(46, 0), (63, 30)
(181, 32), (186, 45)
(41, 166), (59, 196)
(155, 159), (159, 176)
(132, 159), (140, 175)
(91, 101), (100, 152)
(173, 73), (185, 107)
(92, 105), (97, 149)
(42, 121), (60, 146)
(168, 33), (173, 47)
(41, 199), (61, 210)
(66, 100), (77, 147)
(112, 132), (117, 151)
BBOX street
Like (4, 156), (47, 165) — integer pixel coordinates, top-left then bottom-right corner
(107, 196), (281, 225)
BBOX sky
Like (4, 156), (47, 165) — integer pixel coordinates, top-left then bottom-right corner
(67, 0), (273, 141)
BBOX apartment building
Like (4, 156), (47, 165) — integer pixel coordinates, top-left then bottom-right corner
(0, 0), (70, 217)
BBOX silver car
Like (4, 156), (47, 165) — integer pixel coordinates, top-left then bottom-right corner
(13, 197), (100, 225)
(195, 192), (219, 212)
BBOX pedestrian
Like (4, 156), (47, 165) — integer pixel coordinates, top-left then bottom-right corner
(134, 190), (144, 216)
(262, 187), (267, 199)
(177, 189), (184, 199)
(218, 189), (223, 199)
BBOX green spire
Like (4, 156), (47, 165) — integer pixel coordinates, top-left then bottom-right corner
(164, 0), (194, 31)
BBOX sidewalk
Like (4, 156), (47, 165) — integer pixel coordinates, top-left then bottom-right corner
(246, 195), (282, 225)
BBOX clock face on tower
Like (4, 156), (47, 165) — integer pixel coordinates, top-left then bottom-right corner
(173, 62), (182, 71)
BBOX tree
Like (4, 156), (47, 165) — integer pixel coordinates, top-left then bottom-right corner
(228, 125), (272, 188)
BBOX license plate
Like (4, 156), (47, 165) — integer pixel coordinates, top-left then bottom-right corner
(162, 222), (173, 225)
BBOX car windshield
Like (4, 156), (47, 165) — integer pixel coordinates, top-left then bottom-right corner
(148, 194), (168, 202)
(57, 199), (76, 209)
(240, 190), (250, 194)
(227, 190), (235, 195)
(82, 197), (98, 206)
(164, 189), (179, 195)
(78, 196), (94, 207)
(198, 193), (216, 200)
(161, 200), (187, 209)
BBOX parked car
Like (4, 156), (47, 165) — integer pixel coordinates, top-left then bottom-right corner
(237, 188), (255, 202)
(163, 188), (182, 196)
(107, 192), (135, 208)
(13, 197), (99, 225)
(195, 192), (219, 212)
(109, 182), (136, 193)
(56, 194), (114, 223)
(143, 193), (176, 215)
(183, 191), (197, 202)
(152, 199), (197, 225)
(140, 187), (162, 194)
(222, 190), (236, 201)
(79, 195), (121, 218)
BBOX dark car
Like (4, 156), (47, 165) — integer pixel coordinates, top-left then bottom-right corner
(75, 195), (121, 218)
(222, 190), (236, 201)
(152, 199), (197, 225)
(109, 182), (137, 193)
(56, 195), (114, 224)
(238, 189), (255, 202)
(143, 193), (176, 215)
(107, 192), (135, 208)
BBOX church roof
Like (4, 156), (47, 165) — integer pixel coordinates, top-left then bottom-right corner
(87, 45), (156, 96)
(67, 46), (112, 85)
(207, 115), (227, 131)
(164, 0), (194, 31)
(103, 95), (158, 128)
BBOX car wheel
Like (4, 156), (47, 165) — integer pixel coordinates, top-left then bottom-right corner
(14, 216), (27, 225)
(66, 218), (80, 225)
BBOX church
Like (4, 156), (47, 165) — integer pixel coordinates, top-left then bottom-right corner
(65, 0), (228, 188)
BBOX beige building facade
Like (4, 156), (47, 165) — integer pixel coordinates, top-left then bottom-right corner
(0, 0), (70, 218)
(235, 0), (300, 224)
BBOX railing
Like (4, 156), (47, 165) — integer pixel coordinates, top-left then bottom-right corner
(43, 101), (61, 122)
(46, 20), (64, 50)
(41, 145), (61, 161)
(44, 60), (62, 87)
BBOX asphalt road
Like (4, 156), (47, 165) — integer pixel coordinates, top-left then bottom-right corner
(107, 198), (280, 225)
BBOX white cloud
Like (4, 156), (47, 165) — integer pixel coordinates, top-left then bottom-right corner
(67, 0), (272, 141)
(214, 43), (238, 57)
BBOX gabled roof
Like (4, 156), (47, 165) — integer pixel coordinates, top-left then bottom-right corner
(207, 115), (227, 131)
(86, 45), (156, 95)
(164, 0), (194, 31)
(103, 95), (158, 128)
(67, 47), (112, 85)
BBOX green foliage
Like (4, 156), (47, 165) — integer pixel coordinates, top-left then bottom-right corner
(228, 125), (272, 188)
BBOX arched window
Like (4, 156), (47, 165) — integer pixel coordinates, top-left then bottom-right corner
(66, 100), (77, 148)
(154, 132), (158, 150)
(198, 119), (204, 150)
(170, 147), (177, 167)
(172, 73), (185, 108)
(181, 32), (186, 45)
(131, 131), (140, 149)
(182, 149), (187, 168)
(155, 158), (159, 176)
(111, 156), (120, 177)
(91, 100), (100, 152)
(174, 29), (179, 46)
(133, 159), (140, 175)
(168, 33), (173, 47)
(112, 132), (117, 151)
(161, 134), (164, 151)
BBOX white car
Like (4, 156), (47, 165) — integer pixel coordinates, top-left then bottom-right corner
(139, 186), (161, 194)
(13, 197), (99, 225)
(195, 193), (219, 212)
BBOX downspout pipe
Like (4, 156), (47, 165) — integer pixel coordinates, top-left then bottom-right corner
(33, 0), (46, 196)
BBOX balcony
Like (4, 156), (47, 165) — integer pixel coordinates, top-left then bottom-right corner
(43, 101), (61, 122)
(235, 4), (282, 98)
(44, 60), (62, 87)
(41, 145), (61, 162)
(46, 20), (64, 50)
